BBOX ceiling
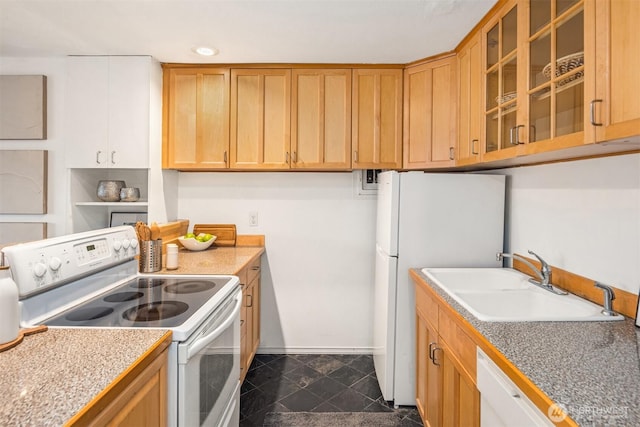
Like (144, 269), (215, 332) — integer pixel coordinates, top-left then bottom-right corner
(0, 0), (496, 64)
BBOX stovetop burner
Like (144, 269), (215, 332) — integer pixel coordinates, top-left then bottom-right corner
(165, 280), (218, 294)
(104, 291), (143, 303)
(123, 301), (189, 322)
(43, 274), (237, 329)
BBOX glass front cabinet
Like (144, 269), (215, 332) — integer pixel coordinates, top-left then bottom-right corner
(482, 0), (588, 161)
(483, 1), (524, 160)
(527, 0), (585, 147)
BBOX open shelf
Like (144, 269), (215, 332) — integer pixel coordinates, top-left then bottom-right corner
(75, 201), (149, 207)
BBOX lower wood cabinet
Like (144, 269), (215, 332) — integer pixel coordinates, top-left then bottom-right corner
(416, 310), (441, 427)
(415, 280), (479, 427)
(440, 341), (479, 427)
(71, 340), (170, 427)
(240, 255), (261, 382)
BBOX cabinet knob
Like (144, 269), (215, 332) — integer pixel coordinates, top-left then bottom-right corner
(111, 151), (116, 165)
(471, 139), (479, 155)
(449, 147), (455, 160)
(353, 151), (358, 163)
(96, 151), (102, 165)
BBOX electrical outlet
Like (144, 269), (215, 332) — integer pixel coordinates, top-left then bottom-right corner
(249, 211), (258, 227)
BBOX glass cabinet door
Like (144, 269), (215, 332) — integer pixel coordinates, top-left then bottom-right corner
(485, 5), (520, 153)
(528, 0), (584, 143)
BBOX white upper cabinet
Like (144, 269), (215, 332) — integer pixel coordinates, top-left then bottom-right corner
(65, 56), (152, 168)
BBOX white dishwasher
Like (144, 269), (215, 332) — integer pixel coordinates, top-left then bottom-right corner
(476, 348), (554, 427)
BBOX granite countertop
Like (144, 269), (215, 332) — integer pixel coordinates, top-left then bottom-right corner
(0, 328), (170, 426)
(157, 245), (264, 275)
(412, 269), (640, 426)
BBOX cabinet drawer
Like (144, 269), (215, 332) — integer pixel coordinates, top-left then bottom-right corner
(247, 257), (261, 284)
(438, 308), (476, 381)
(416, 282), (438, 329)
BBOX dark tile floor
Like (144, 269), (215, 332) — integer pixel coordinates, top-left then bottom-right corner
(240, 354), (423, 426)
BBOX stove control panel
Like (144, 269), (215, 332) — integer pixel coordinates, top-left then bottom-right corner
(2, 226), (139, 298)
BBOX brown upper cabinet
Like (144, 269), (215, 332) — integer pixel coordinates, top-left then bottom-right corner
(163, 67), (230, 169)
(403, 55), (457, 170)
(482, 0), (524, 162)
(479, 0), (639, 165)
(230, 69), (291, 170)
(352, 69), (403, 169)
(482, 0), (590, 160)
(456, 31), (483, 166)
(291, 69), (352, 170)
(161, 0), (638, 172)
(590, 0), (640, 144)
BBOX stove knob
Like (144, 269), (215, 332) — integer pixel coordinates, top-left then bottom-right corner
(122, 240), (131, 249)
(49, 257), (62, 271)
(129, 239), (138, 249)
(33, 262), (47, 278)
(113, 240), (122, 251)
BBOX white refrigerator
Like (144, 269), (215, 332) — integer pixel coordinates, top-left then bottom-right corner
(373, 171), (505, 406)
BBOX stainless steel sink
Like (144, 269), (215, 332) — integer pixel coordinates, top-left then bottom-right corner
(421, 268), (624, 322)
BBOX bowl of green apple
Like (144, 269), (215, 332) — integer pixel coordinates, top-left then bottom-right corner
(178, 232), (216, 251)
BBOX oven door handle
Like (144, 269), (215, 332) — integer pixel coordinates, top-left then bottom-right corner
(186, 292), (242, 361)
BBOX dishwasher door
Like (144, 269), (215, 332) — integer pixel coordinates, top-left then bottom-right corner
(476, 348), (554, 427)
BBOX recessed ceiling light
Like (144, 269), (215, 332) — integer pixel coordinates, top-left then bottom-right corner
(193, 46), (218, 56)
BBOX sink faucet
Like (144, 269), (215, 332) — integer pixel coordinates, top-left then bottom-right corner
(594, 282), (618, 316)
(496, 250), (568, 295)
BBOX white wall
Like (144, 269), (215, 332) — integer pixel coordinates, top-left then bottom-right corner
(496, 153), (640, 295)
(0, 57), (67, 237)
(177, 154), (640, 354)
(177, 171), (377, 353)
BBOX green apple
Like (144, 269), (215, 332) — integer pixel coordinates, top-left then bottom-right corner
(185, 232), (196, 239)
(203, 233), (213, 242)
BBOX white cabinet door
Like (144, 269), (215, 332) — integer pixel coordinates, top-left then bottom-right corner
(65, 56), (150, 168)
(65, 57), (109, 168)
(108, 56), (150, 168)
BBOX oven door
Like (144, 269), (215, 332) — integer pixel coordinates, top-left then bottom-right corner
(177, 289), (241, 427)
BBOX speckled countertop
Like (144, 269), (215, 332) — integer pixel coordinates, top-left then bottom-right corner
(0, 328), (170, 426)
(156, 245), (264, 275)
(412, 269), (640, 427)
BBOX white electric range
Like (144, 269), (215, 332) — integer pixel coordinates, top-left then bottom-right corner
(2, 226), (241, 427)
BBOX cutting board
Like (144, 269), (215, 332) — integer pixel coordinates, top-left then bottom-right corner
(153, 219), (189, 249)
(193, 224), (237, 247)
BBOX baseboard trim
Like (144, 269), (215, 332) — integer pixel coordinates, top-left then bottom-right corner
(257, 346), (374, 355)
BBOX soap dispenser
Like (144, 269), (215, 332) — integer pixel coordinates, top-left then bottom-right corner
(0, 266), (19, 345)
